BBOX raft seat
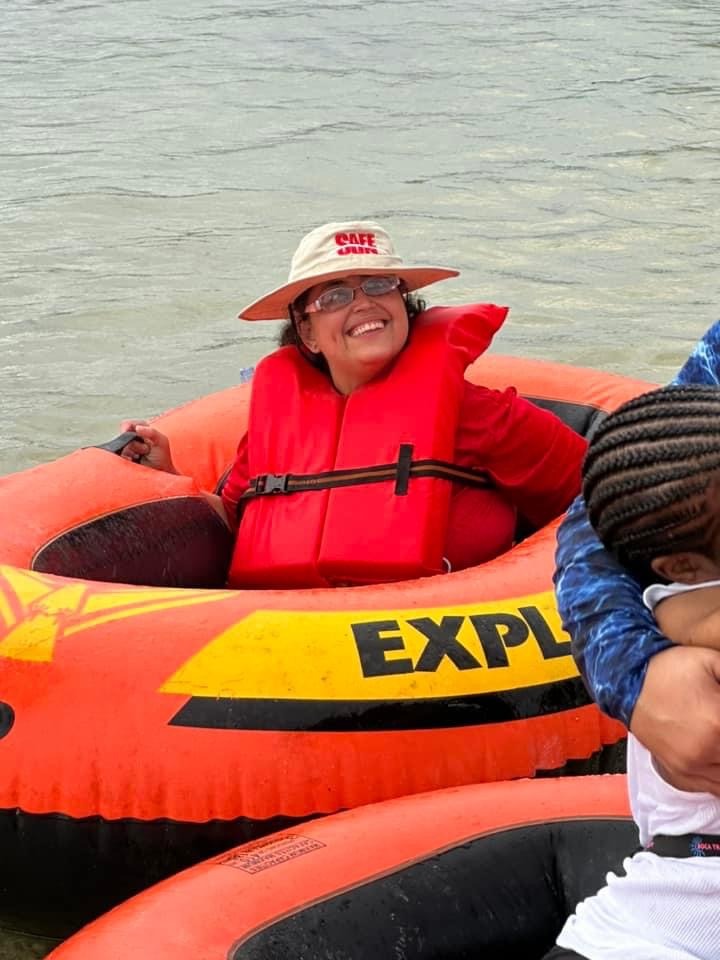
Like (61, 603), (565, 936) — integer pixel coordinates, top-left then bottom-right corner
(31, 497), (234, 590)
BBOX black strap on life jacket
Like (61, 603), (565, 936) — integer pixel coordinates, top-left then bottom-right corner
(240, 443), (493, 503)
(646, 833), (720, 857)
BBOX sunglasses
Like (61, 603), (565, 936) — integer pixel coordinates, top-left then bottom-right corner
(304, 276), (402, 314)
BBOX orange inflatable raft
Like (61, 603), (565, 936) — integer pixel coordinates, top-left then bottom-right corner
(0, 351), (651, 938)
(50, 775), (634, 959)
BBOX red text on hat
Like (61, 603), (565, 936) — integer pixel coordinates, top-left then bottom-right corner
(335, 232), (379, 256)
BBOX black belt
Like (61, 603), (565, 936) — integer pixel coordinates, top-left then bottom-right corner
(241, 444), (493, 502)
(646, 833), (720, 857)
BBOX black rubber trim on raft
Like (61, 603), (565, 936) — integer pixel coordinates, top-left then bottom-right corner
(524, 396), (607, 440)
(0, 749), (627, 942)
(231, 818), (639, 960)
(31, 498), (234, 589)
(168, 675), (591, 732)
(0, 806), (304, 941)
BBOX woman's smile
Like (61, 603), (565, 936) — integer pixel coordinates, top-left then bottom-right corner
(345, 318), (387, 338)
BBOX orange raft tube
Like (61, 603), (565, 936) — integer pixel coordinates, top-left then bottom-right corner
(51, 775), (635, 959)
(0, 354), (651, 938)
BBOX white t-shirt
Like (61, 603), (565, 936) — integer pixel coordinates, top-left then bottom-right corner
(556, 579), (720, 960)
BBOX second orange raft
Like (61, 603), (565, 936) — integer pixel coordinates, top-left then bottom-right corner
(50, 775), (635, 960)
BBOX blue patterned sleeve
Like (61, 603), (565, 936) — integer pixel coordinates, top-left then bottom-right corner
(554, 497), (670, 726)
(673, 319), (720, 387)
(554, 319), (720, 726)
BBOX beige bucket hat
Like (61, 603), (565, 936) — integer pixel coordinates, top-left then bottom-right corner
(239, 220), (460, 321)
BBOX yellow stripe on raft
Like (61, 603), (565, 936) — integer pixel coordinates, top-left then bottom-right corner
(162, 591), (576, 700)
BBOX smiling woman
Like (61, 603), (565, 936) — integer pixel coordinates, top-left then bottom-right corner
(292, 274), (403, 388)
(292, 273), (411, 395)
(120, 220), (587, 590)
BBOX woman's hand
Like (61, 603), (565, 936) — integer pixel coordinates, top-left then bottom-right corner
(630, 645), (720, 795)
(119, 420), (178, 474)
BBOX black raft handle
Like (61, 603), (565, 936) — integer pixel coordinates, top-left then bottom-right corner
(93, 431), (143, 457)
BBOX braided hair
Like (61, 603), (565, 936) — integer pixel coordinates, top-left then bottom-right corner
(582, 384), (720, 584)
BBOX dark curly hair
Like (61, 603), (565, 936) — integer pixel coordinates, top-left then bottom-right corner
(277, 288), (427, 373)
(582, 384), (720, 584)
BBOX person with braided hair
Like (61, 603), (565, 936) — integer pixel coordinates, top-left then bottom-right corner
(555, 320), (720, 804)
(549, 384), (720, 960)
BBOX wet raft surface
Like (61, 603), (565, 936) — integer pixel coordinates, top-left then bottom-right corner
(230, 818), (639, 959)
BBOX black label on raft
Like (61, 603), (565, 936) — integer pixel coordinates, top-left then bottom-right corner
(167, 604), (583, 732)
(351, 604), (571, 678)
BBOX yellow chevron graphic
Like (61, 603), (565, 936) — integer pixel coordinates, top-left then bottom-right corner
(0, 565), (230, 662)
(1, 566), (576, 702)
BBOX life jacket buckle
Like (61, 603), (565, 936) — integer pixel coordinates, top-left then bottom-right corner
(257, 473), (290, 495)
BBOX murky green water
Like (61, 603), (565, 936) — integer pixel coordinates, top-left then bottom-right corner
(3, 0), (720, 481)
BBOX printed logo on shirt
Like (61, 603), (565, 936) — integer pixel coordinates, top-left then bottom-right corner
(691, 836), (720, 856)
(335, 231), (379, 256)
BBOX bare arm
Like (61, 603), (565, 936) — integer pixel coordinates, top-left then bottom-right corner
(654, 586), (720, 653)
(633, 586), (720, 791)
(631, 646), (720, 793)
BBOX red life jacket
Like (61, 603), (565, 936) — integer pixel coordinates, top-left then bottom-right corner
(228, 303), (508, 589)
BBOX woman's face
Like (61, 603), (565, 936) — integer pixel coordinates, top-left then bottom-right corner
(297, 275), (410, 395)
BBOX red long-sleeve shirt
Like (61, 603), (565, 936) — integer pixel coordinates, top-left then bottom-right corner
(221, 380), (585, 574)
